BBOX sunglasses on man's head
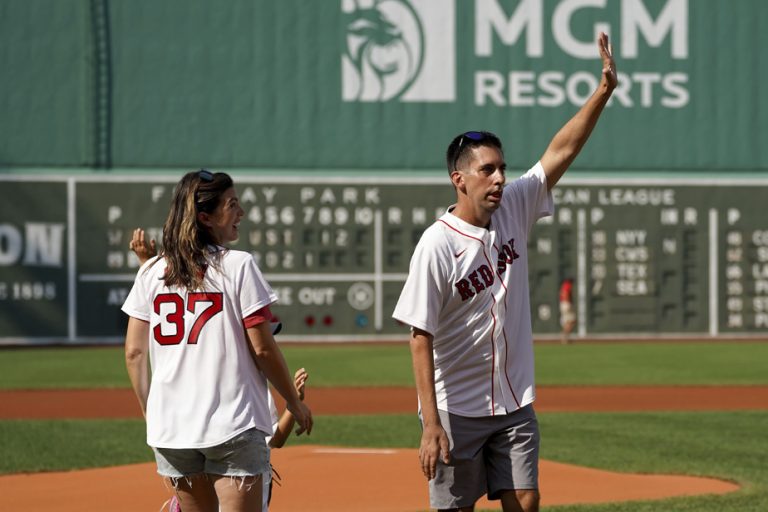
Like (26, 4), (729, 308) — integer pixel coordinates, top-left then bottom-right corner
(457, 131), (486, 149)
(452, 131), (488, 171)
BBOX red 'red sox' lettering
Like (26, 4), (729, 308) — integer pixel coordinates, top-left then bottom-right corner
(455, 239), (520, 301)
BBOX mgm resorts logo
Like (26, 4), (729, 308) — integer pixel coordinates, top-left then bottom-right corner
(341, 0), (455, 102)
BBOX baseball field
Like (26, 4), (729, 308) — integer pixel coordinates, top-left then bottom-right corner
(1, 340), (767, 511)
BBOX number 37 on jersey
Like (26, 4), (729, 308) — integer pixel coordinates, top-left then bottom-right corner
(152, 292), (223, 346)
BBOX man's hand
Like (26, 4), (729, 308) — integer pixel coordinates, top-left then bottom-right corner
(598, 32), (617, 90)
(419, 424), (450, 480)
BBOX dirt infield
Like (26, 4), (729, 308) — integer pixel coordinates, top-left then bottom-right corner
(0, 446), (740, 512)
(2, 385), (763, 511)
(2, 385), (767, 419)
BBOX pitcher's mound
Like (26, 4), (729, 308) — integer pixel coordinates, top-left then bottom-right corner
(270, 445), (738, 511)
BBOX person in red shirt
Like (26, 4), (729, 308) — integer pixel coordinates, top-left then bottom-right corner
(559, 278), (576, 344)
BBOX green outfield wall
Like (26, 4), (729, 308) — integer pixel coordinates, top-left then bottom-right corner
(1, 0), (766, 171)
(1, 0), (767, 343)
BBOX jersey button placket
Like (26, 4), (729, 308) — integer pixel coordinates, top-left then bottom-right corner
(492, 327), (509, 415)
(488, 247), (506, 416)
(490, 233), (514, 414)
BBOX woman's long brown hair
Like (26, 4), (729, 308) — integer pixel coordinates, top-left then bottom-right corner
(159, 170), (233, 291)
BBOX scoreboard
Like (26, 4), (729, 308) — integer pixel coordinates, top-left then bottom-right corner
(532, 183), (768, 336)
(1, 174), (767, 344)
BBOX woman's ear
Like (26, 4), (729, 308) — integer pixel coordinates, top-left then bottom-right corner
(197, 211), (212, 228)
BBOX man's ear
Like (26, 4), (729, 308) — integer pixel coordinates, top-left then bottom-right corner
(450, 171), (465, 193)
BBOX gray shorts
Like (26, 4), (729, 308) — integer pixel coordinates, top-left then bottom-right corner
(153, 428), (270, 479)
(426, 405), (540, 509)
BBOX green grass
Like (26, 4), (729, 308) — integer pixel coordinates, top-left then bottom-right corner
(538, 411), (768, 512)
(288, 413), (422, 448)
(0, 419), (150, 474)
(1, 341), (767, 389)
(0, 347), (130, 389)
(534, 341), (768, 386)
(2, 412), (767, 511)
(281, 344), (415, 387)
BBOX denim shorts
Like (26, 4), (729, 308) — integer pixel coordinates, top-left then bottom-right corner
(153, 428), (270, 479)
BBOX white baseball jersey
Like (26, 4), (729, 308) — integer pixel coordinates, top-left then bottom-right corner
(393, 162), (553, 417)
(122, 247), (277, 449)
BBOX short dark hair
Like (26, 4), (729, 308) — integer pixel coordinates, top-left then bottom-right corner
(446, 131), (503, 174)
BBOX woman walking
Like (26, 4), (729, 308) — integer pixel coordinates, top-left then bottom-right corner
(123, 170), (312, 512)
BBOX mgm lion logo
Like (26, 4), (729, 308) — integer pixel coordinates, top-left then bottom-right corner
(342, 0), (424, 101)
(341, 0), (454, 103)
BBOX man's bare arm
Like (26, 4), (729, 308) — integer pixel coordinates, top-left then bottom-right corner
(540, 32), (617, 190)
(410, 328), (450, 480)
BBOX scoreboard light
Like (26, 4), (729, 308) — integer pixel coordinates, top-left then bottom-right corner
(355, 314), (369, 328)
(304, 315), (315, 327)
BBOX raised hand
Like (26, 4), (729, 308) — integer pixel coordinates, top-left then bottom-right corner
(294, 367), (308, 401)
(598, 32), (617, 90)
(129, 228), (157, 265)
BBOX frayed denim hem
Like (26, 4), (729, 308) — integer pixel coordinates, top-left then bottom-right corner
(163, 471), (267, 492)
